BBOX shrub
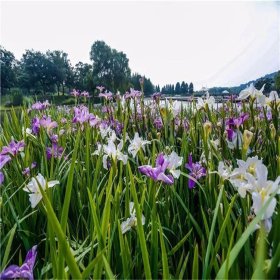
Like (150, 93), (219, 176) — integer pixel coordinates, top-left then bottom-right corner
(61, 98), (75, 105)
(12, 92), (24, 106)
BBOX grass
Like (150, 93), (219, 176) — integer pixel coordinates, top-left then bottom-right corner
(0, 92), (279, 279)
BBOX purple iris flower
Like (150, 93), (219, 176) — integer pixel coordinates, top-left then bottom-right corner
(139, 153), (174, 184)
(152, 92), (161, 102)
(1, 140), (25, 157)
(99, 91), (113, 100)
(80, 91), (89, 97)
(60, 117), (67, 124)
(183, 118), (189, 131)
(240, 113), (249, 123)
(46, 144), (64, 160)
(89, 114), (100, 127)
(225, 118), (235, 128)
(225, 113), (249, 142)
(226, 113), (249, 129)
(73, 105), (98, 126)
(101, 106), (114, 115)
(0, 154), (11, 169)
(0, 245), (37, 280)
(50, 134), (58, 143)
(124, 88), (142, 99)
(40, 116), (57, 132)
(22, 162), (37, 177)
(226, 128), (236, 142)
(96, 86), (105, 93)
(185, 154), (206, 189)
(259, 110), (272, 120)
(73, 106), (89, 124)
(71, 89), (80, 97)
(72, 105), (100, 128)
(31, 117), (40, 135)
(0, 171), (4, 185)
(110, 119), (123, 136)
(0, 154), (10, 185)
(154, 117), (163, 130)
(31, 100), (50, 111)
(31, 102), (43, 110)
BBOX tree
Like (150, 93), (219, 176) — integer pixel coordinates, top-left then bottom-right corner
(255, 78), (273, 94)
(171, 85), (175, 95)
(155, 85), (160, 92)
(175, 82), (181, 95)
(90, 40), (131, 92)
(130, 73), (155, 95)
(143, 77), (155, 95)
(275, 71), (280, 93)
(189, 82), (194, 94)
(73, 62), (93, 92)
(0, 46), (17, 92)
(46, 50), (72, 95)
(185, 82), (189, 94)
(180, 81), (186, 94)
(20, 50), (56, 94)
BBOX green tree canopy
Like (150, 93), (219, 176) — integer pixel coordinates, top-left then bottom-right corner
(20, 50), (56, 94)
(175, 82), (181, 94)
(180, 81), (186, 94)
(46, 50), (72, 94)
(73, 62), (93, 92)
(255, 78), (273, 94)
(275, 71), (280, 93)
(0, 46), (17, 92)
(130, 73), (155, 95)
(90, 40), (131, 92)
(189, 82), (194, 94)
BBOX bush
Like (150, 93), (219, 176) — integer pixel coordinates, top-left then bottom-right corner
(23, 96), (34, 107)
(12, 92), (24, 106)
(4, 101), (13, 107)
(61, 98), (76, 105)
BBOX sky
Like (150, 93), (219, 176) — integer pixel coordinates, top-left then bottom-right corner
(1, 0), (280, 90)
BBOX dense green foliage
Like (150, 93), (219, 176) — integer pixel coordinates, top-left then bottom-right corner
(90, 41), (131, 93)
(1, 43), (156, 97)
(0, 47), (17, 90)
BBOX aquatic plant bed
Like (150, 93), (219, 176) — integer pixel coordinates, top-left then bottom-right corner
(1, 86), (280, 279)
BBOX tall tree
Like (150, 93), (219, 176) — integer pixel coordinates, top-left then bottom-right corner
(20, 50), (55, 94)
(171, 85), (175, 95)
(189, 82), (194, 94)
(180, 81), (186, 94)
(130, 73), (155, 95)
(0, 46), (17, 92)
(90, 40), (131, 92)
(73, 62), (93, 92)
(155, 85), (160, 92)
(275, 71), (280, 93)
(255, 78), (273, 94)
(185, 82), (189, 94)
(175, 82), (181, 95)
(46, 50), (71, 95)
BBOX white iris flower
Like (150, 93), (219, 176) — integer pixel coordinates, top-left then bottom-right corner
(23, 173), (59, 208)
(128, 133), (150, 158)
(121, 202), (145, 234)
(166, 151), (183, 179)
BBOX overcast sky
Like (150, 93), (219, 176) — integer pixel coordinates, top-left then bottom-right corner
(1, 0), (280, 90)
